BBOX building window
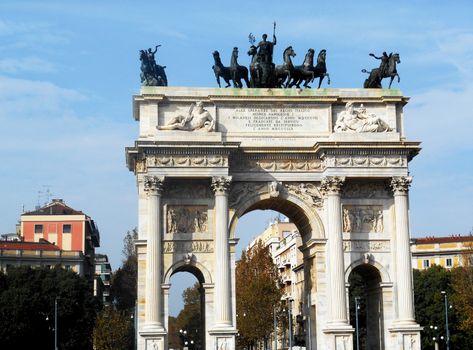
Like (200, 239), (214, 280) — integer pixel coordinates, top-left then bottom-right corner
(63, 224), (72, 233)
(34, 224), (43, 234)
(423, 259), (430, 268)
(445, 258), (453, 268)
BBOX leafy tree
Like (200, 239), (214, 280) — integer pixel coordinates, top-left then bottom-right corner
(93, 306), (133, 350)
(0, 265), (100, 350)
(413, 265), (473, 349)
(451, 236), (473, 333)
(236, 240), (282, 349)
(111, 228), (138, 311)
(175, 282), (202, 349)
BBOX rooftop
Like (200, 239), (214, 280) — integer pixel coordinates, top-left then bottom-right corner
(412, 235), (473, 245)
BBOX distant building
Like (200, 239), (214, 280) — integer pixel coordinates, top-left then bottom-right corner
(19, 199), (100, 282)
(0, 239), (85, 274)
(95, 253), (112, 305)
(249, 219), (306, 347)
(411, 235), (473, 270)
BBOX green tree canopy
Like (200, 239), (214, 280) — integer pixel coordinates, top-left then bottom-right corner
(451, 238), (473, 333)
(413, 265), (473, 349)
(236, 240), (282, 349)
(175, 282), (203, 349)
(93, 306), (133, 350)
(111, 228), (138, 312)
(0, 265), (100, 350)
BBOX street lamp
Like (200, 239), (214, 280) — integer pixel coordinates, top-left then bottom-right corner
(354, 297), (361, 350)
(54, 297), (59, 350)
(288, 298), (293, 350)
(430, 325), (439, 350)
(441, 291), (450, 350)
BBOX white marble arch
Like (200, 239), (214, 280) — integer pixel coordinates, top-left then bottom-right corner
(344, 258), (391, 284)
(228, 187), (325, 242)
(127, 87), (423, 350)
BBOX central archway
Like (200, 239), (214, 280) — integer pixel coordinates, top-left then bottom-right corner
(228, 188), (325, 349)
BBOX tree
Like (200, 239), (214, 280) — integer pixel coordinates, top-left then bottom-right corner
(236, 240), (282, 349)
(175, 283), (202, 349)
(413, 265), (473, 349)
(111, 228), (138, 311)
(93, 306), (133, 350)
(451, 235), (473, 333)
(0, 265), (100, 350)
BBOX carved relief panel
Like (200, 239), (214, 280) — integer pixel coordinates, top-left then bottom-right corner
(342, 205), (384, 233)
(166, 205), (208, 234)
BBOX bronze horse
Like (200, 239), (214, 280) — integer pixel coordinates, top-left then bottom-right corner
(289, 49), (330, 88)
(274, 46), (296, 88)
(362, 53), (400, 88)
(230, 48), (250, 88)
(212, 51), (232, 88)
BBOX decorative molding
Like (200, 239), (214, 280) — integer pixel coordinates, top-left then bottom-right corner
(343, 240), (390, 252)
(144, 176), (164, 195)
(163, 241), (214, 253)
(390, 176), (412, 195)
(146, 154), (228, 168)
(343, 205), (384, 233)
(328, 155), (406, 168)
(166, 205), (208, 234)
(231, 156), (323, 172)
(211, 176), (232, 195)
(136, 159), (147, 173)
(320, 176), (346, 195)
(342, 181), (390, 199)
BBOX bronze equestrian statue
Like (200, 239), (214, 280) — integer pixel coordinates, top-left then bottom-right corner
(362, 52), (401, 88)
(140, 45), (167, 86)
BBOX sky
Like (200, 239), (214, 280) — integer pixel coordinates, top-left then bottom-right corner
(1, 1), (472, 315)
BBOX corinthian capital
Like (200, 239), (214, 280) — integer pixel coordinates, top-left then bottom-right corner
(211, 176), (232, 195)
(144, 176), (164, 195)
(390, 176), (412, 195)
(320, 176), (346, 195)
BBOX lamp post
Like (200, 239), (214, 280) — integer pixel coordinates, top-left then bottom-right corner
(54, 297), (59, 350)
(354, 297), (360, 350)
(288, 299), (293, 350)
(441, 291), (450, 350)
(429, 325), (440, 350)
(273, 304), (278, 350)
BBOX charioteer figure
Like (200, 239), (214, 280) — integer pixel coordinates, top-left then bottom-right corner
(256, 33), (277, 65)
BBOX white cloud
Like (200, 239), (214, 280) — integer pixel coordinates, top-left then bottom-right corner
(0, 75), (86, 118)
(0, 57), (56, 73)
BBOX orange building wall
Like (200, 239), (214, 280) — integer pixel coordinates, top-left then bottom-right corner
(22, 221), (84, 252)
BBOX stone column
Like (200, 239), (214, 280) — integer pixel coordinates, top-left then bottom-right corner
(321, 176), (348, 326)
(143, 175), (164, 329)
(211, 176), (232, 328)
(391, 176), (416, 324)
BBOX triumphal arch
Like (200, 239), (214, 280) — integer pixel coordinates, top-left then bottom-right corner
(126, 86), (422, 350)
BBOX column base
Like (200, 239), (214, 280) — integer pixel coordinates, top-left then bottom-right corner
(389, 323), (422, 350)
(209, 327), (238, 350)
(139, 326), (167, 350)
(323, 324), (354, 350)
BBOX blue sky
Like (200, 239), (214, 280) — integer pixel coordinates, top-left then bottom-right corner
(1, 1), (472, 315)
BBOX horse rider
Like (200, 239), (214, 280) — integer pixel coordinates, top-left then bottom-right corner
(369, 51), (390, 78)
(147, 45), (161, 73)
(257, 33), (277, 65)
